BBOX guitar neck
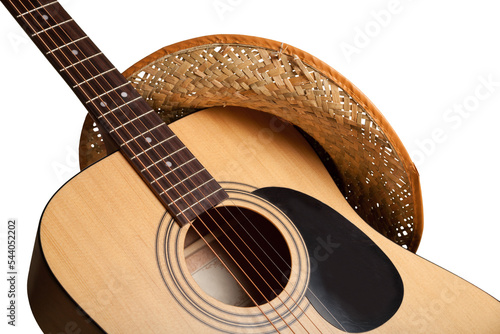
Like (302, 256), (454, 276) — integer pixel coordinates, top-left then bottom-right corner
(2, 0), (228, 225)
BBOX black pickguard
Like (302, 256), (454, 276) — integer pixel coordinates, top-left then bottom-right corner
(253, 187), (404, 333)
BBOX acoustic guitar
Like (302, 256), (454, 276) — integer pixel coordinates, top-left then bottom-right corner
(2, 0), (499, 333)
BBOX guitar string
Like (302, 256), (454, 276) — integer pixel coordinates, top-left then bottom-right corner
(14, 2), (346, 332)
(221, 196), (348, 332)
(11, 3), (286, 334)
(14, 2), (342, 333)
(12, 2), (344, 332)
(24, 4), (305, 334)
(121, 53), (346, 334)
(9, 1), (289, 332)
(7, 0), (281, 332)
(21, 3), (328, 333)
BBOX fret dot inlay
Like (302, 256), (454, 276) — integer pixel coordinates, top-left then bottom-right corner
(121, 92), (128, 98)
(42, 14), (49, 20)
(100, 101), (107, 107)
(166, 161), (173, 167)
(72, 49), (78, 55)
(145, 137), (152, 143)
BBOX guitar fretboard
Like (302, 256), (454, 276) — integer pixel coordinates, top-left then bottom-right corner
(2, 0), (228, 225)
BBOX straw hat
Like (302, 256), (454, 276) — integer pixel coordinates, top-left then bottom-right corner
(78, 34), (423, 252)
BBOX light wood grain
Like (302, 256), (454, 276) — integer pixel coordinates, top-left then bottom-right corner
(37, 107), (500, 333)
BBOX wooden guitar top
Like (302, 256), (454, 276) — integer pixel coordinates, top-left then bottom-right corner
(30, 107), (500, 333)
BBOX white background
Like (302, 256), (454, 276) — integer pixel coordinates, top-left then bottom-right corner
(0, 0), (499, 332)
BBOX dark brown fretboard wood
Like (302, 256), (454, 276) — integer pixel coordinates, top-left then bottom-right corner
(1, 0), (228, 225)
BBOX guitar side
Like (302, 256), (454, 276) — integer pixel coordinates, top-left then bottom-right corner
(28, 107), (500, 333)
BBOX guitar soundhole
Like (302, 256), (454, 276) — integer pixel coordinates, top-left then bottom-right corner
(183, 206), (292, 307)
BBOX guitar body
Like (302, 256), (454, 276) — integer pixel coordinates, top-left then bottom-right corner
(29, 107), (500, 333)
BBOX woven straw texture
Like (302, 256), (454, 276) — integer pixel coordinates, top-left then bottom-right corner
(79, 35), (423, 252)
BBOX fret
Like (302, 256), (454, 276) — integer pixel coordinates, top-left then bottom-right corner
(16, 0), (58, 17)
(31, 18), (73, 36)
(123, 128), (187, 165)
(174, 188), (224, 216)
(137, 146), (198, 179)
(132, 134), (177, 159)
(86, 82), (131, 104)
(44, 34), (100, 71)
(133, 139), (183, 162)
(64, 49), (113, 83)
(122, 123), (164, 145)
(101, 96), (143, 120)
(74, 69), (127, 100)
(46, 36), (88, 54)
(72, 68), (116, 88)
(139, 151), (199, 183)
(132, 145), (188, 180)
(16, 8), (81, 56)
(142, 156), (196, 174)
(110, 109), (155, 133)
(169, 187), (213, 216)
(18, 9), (53, 34)
(141, 166), (205, 204)
(122, 136), (172, 166)
(149, 165), (180, 184)
(159, 168), (207, 194)
(60, 52), (103, 71)
(16, 1), (65, 33)
(110, 114), (163, 143)
(169, 178), (216, 205)
(100, 102), (148, 136)
(140, 149), (191, 183)
(155, 180), (197, 205)
(44, 23), (82, 47)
